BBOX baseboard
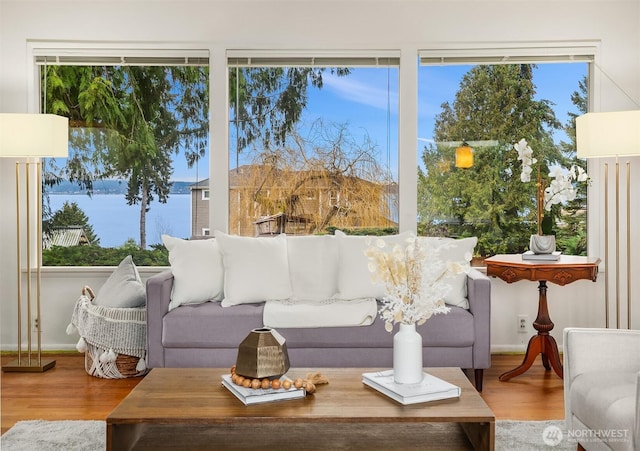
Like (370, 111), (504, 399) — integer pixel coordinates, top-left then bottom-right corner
(1, 344), (78, 354)
(3, 344), (565, 355)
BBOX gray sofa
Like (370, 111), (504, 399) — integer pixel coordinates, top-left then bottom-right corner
(146, 266), (491, 390)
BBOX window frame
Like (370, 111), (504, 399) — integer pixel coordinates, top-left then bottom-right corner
(29, 42), (211, 267)
(29, 41), (604, 273)
(226, 50), (401, 237)
(417, 42), (601, 261)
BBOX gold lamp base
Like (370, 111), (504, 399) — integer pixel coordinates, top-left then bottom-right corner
(2, 358), (56, 373)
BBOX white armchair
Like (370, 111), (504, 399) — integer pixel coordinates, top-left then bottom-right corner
(564, 327), (640, 451)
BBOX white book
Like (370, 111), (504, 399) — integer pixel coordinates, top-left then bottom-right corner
(221, 374), (305, 405)
(522, 250), (562, 261)
(362, 370), (461, 405)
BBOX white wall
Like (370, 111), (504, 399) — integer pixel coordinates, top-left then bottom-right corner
(1, 0), (638, 353)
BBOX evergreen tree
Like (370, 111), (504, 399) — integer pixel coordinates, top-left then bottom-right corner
(44, 64), (348, 249)
(555, 76), (589, 255)
(418, 64), (567, 256)
(229, 66), (350, 152)
(49, 201), (99, 245)
(43, 64), (208, 249)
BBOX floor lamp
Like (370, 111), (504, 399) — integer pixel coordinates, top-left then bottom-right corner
(0, 113), (69, 372)
(576, 110), (640, 329)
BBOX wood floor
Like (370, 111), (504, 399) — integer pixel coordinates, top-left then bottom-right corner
(1, 353), (564, 435)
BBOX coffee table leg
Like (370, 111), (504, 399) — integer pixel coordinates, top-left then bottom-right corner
(460, 420), (495, 451)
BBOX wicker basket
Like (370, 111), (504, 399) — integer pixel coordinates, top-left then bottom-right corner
(68, 286), (148, 379)
(84, 342), (146, 379)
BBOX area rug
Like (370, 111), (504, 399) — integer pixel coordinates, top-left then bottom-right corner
(1, 419), (575, 450)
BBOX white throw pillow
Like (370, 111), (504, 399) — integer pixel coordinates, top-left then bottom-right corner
(334, 230), (412, 300)
(215, 231), (292, 306)
(162, 235), (224, 311)
(287, 235), (339, 302)
(418, 236), (477, 309)
(93, 255), (146, 308)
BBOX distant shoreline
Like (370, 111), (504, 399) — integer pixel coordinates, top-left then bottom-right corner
(46, 179), (198, 196)
(47, 193), (192, 248)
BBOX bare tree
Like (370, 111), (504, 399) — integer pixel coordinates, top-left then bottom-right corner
(230, 120), (396, 236)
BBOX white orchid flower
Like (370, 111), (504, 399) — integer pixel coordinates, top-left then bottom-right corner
(576, 166), (588, 182)
(548, 166), (565, 179)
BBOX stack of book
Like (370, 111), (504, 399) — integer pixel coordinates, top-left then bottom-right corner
(522, 250), (562, 261)
(362, 370), (461, 405)
(221, 374), (305, 405)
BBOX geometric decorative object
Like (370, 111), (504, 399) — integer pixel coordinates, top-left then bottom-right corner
(577, 110), (640, 329)
(0, 113), (69, 372)
(235, 328), (290, 379)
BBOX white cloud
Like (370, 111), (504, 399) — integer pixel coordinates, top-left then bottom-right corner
(322, 73), (398, 111)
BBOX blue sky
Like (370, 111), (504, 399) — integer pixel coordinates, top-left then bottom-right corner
(174, 61), (588, 181)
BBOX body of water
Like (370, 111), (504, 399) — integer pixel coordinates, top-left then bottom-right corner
(48, 194), (191, 248)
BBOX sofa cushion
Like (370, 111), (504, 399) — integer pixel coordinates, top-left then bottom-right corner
(161, 301), (474, 350)
(215, 231), (292, 307)
(418, 236), (477, 309)
(569, 371), (636, 449)
(162, 302), (265, 348)
(287, 235), (339, 302)
(334, 230), (412, 300)
(93, 255), (146, 308)
(162, 235), (224, 311)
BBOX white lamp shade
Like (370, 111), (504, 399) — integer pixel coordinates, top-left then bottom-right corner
(0, 113), (69, 158)
(576, 110), (640, 158)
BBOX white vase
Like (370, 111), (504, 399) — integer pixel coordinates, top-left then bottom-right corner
(393, 323), (424, 384)
(529, 234), (556, 254)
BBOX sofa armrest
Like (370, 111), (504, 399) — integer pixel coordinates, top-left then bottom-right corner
(466, 268), (491, 370)
(563, 327), (640, 432)
(146, 269), (174, 368)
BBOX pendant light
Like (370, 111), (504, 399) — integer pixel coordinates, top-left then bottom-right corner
(455, 142), (473, 168)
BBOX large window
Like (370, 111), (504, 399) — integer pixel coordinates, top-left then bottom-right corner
(226, 53), (399, 237)
(417, 50), (592, 259)
(36, 45), (596, 267)
(37, 50), (209, 266)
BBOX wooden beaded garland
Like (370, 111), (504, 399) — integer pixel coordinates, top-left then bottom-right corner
(229, 365), (298, 391)
(229, 365), (326, 394)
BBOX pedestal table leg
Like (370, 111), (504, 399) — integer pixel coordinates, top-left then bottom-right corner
(499, 281), (563, 381)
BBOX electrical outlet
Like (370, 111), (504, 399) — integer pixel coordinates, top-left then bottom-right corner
(33, 317), (40, 333)
(517, 315), (528, 333)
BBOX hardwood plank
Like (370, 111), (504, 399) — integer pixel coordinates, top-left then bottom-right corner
(1, 353), (564, 435)
(479, 353), (565, 421)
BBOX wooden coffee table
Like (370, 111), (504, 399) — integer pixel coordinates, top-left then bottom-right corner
(106, 367), (495, 450)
